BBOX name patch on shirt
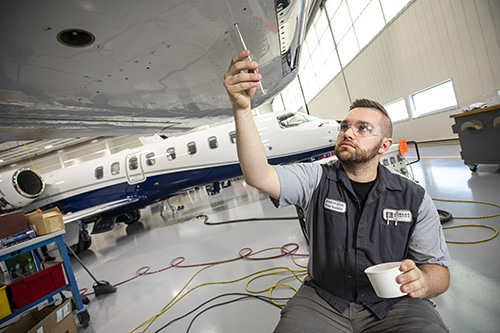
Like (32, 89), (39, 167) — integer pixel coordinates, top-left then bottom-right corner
(324, 198), (346, 213)
(383, 209), (412, 223)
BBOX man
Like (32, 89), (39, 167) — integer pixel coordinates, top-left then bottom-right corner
(224, 50), (451, 332)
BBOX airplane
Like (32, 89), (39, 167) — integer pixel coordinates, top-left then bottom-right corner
(0, 111), (339, 253)
(0, 0), (323, 143)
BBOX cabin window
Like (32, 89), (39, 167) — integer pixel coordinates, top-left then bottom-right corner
(146, 152), (156, 166)
(111, 162), (120, 175)
(129, 156), (139, 170)
(229, 131), (236, 144)
(95, 166), (104, 179)
(187, 142), (197, 155)
(166, 147), (176, 161)
(208, 136), (218, 149)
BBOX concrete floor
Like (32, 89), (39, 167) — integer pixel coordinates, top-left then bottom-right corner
(5, 141), (500, 332)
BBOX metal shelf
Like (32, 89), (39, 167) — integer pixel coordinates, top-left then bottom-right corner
(0, 229), (89, 327)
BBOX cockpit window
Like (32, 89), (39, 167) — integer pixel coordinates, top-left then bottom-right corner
(277, 112), (317, 128)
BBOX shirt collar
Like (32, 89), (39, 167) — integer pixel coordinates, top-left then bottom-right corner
(326, 160), (403, 192)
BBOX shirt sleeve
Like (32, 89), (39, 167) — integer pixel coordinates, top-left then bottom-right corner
(408, 192), (452, 266)
(272, 163), (323, 210)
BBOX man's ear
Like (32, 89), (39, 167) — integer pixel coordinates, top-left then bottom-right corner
(378, 137), (393, 154)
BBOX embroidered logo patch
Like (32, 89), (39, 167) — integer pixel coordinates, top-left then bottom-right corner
(383, 209), (412, 223)
(324, 198), (346, 213)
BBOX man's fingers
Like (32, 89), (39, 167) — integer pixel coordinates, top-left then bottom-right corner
(224, 81), (260, 97)
(230, 49), (250, 65)
(400, 278), (426, 298)
(226, 60), (259, 79)
(225, 71), (261, 86)
(224, 50), (261, 109)
(400, 259), (416, 272)
(396, 260), (428, 298)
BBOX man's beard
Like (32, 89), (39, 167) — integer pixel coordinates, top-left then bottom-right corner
(334, 137), (383, 167)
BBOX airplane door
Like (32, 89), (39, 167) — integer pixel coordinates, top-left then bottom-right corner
(125, 153), (146, 184)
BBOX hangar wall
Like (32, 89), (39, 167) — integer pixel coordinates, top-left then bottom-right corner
(307, 0), (500, 142)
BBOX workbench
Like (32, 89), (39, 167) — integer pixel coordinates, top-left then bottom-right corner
(0, 229), (90, 327)
(450, 105), (500, 171)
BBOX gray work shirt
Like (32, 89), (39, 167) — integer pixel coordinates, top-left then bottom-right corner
(273, 160), (451, 319)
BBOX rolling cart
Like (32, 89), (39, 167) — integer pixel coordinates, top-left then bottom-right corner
(450, 105), (500, 171)
(0, 229), (90, 327)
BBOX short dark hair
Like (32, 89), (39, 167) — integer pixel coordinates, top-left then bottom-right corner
(350, 98), (393, 138)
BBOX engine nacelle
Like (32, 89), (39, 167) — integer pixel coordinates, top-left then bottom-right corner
(0, 169), (45, 209)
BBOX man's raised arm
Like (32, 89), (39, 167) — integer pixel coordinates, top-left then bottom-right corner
(223, 50), (280, 199)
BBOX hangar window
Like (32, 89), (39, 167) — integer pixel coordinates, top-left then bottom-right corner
(410, 79), (458, 118)
(111, 162), (120, 175)
(208, 136), (218, 149)
(146, 152), (156, 166)
(166, 147), (176, 161)
(95, 166), (104, 179)
(187, 142), (197, 155)
(129, 156), (139, 170)
(384, 98), (409, 123)
(229, 131), (236, 144)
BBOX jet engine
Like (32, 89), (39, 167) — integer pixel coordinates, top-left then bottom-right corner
(0, 169), (45, 210)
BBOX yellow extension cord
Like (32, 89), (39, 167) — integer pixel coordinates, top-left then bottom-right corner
(433, 198), (499, 244)
(129, 247), (307, 333)
(404, 158), (499, 244)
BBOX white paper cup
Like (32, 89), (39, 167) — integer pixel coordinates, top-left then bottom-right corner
(364, 262), (407, 298)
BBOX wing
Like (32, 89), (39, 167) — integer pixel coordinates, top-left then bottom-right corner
(0, 0), (321, 142)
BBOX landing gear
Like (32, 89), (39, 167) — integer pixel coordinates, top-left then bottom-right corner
(206, 182), (221, 195)
(91, 217), (116, 234)
(70, 225), (92, 255)
(117, 210), (141, 225)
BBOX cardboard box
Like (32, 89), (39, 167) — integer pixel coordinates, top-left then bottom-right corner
(4, 298), (77, 333)
(0, 210), (29, 239)
(25, 208), (64, 236)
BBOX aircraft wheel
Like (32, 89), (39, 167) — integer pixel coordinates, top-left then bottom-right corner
(81, 228), (92, 251)
(70, 241), (83, 255)
(70, 227), (92, 255)
(123, 210), (141, 225)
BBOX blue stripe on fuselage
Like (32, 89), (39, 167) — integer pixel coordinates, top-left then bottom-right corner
(40, 147), (334, 217)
